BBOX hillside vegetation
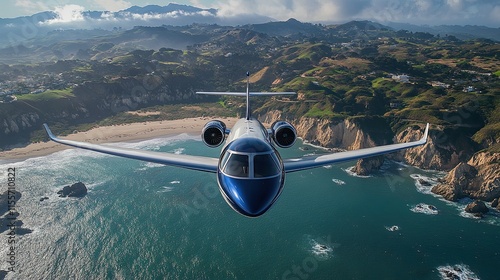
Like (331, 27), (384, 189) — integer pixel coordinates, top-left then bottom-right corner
(0, 20), (498, 153)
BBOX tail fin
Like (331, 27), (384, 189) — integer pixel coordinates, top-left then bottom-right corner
(246, 71), (250, 120)
(196, 72), (296, 120)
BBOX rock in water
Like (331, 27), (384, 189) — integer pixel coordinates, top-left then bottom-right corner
(352, 156), (384, 176)
(57, 182), (88, 198)
(465, 200), (489, 214)
(491, 198), (499, 208)
(418, 179), (432, 186)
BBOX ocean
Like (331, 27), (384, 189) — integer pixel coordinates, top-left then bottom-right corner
(1, 134), (499, 279)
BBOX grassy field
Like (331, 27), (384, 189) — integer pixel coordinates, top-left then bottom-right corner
(16, 89), (74, 102)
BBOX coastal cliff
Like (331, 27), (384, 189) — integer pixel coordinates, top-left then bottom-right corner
(0, 75), (206, 148)
(261, 110), (499, 203)
(260, 110), (390, 150)
(391, 125), (476, 171)
(431, 152), (500, 202)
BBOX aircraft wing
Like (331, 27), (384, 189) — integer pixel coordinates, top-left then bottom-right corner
(283, 123), (429, 173)
(43, 124), (219, 173)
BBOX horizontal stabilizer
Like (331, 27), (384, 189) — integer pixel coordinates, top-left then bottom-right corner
(196, 92), (296, 96)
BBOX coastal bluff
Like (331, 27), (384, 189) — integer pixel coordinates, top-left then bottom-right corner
(260, 110), (499, 204)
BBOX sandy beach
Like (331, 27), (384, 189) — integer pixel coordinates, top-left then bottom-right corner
(0, 117), (239, 162)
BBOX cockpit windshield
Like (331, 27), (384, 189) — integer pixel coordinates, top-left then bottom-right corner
(221, 151), (280, 179)
(254, 154), (280, 178)
(223, 154), (249, 177)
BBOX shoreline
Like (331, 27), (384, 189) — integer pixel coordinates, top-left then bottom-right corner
(0, 117), (238, 163)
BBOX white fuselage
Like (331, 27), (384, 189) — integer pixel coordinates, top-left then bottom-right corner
(224, 118), (269, 146)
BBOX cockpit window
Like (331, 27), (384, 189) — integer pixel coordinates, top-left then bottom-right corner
(223, 154), (249, 177)
(254, 154), (280, 178)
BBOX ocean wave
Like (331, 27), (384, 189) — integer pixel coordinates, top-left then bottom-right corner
(455, 198), (482, 220)
(437, 264), (479, 280)
(444, 198), (500, 226)
(307, 237), (334, 260)
(343, 166), (372, 178)
(331, 178), (346, 185)
(84, 180), (109, 191)
(136, 162), (165, 171)
(157, 186), (174, 193)
(299, 138), (335, 151)
(409, 174), (440, 194)
(0, 134), (198, 175)
(385, 225), (400, 232)
(410, 203), (439, 215)
(171, 148), (185, 155)
(170, 181), (181, 184)
(114, 133), (197, 150)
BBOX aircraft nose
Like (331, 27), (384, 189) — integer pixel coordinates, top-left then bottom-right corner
(218, 173), (284, 217)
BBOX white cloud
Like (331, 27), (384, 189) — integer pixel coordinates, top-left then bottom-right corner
(214, 0), (500, 26)
(42, 4), (85, 25)
(215, 0), (344, 22)
(24, 0), (498, 28)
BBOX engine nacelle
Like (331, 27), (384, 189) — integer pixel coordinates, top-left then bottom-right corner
(271, 121), (297, 148)
(202, 120), (226, 147)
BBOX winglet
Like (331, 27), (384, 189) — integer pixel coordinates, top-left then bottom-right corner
(421, 123), (429, 143)
(43, 123), (57, 141)
(246, 71), (250, 120)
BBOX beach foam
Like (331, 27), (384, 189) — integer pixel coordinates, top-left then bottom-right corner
(343, 166), (372, 178)
(385, 225), (400, 231)
(331, 178), (346, 185)
(157, 186), (175, 193)
(410, 203), (439, 215)
(410, 174), (440, 194)
(437, 264), (480, 280)
(308, 238), (333, 260)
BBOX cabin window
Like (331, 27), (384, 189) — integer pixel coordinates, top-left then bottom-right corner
(224, 154), (249, 177)
(254, 154), (280, 178)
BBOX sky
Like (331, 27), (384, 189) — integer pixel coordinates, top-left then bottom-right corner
(1, 0), (499, 27)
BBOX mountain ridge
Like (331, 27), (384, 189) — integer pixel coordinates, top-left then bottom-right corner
(0, 4), (497, 47)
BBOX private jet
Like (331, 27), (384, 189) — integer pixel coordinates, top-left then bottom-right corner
(43, 73), (429, 217)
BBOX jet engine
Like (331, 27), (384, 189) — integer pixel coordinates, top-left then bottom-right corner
(202, 120), (226, 147)
(271, 121), (297, 148)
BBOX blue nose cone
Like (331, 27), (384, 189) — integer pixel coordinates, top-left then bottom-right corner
(218, 173), (284, 217)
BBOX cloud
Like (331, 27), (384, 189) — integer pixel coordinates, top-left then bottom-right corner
(28, 0), (499, 28)
(214, 0), (500, 26)
(42, 4), (85, 25)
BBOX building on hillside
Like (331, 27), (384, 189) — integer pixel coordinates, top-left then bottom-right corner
(392, 74), (410, 83)
(463, 86), (476, 93)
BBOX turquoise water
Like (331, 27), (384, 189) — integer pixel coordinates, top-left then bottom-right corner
(1, 134), (499, 279)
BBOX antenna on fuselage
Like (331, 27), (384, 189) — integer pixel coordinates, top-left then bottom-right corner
(246, 71), (250, 120)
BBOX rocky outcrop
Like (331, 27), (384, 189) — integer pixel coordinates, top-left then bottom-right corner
(260, 111), (389, 150)
(260, 112), (499, 200)
(57, 182), (88, 198)
(432, 152), (500, 201)
(260, 112), (393, 175)
(491, 198), (499, 209)
(465, 200), (489, 217)
(352, 156), (385, 176)
(391, 125), (476, 171)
